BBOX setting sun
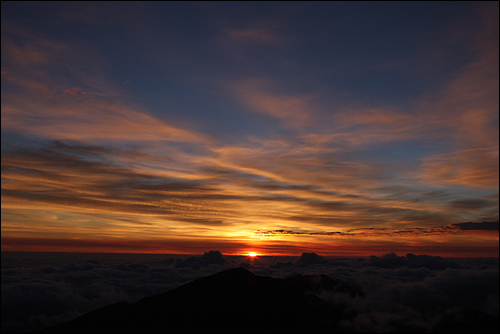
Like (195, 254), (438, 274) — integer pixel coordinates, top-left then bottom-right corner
(1, 2), (499, 333)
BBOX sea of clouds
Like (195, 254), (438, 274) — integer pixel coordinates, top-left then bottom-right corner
(1, 251), (498, 333)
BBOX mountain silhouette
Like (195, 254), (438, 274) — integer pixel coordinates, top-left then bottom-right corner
(34, 267), (355, 333)
(33, 267), (499, 333)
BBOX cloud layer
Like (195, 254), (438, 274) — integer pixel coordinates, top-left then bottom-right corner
(1, 251), (498, 333)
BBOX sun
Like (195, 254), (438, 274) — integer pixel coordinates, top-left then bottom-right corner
(247, 252), (258, 257)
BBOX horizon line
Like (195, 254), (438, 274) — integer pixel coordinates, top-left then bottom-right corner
(2, 249), (498, 259)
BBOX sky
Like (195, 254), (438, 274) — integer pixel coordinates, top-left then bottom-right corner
(1, 1), (499, 257)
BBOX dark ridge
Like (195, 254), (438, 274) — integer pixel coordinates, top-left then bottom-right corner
(33, 267), (499, 333)
(33, 268), (350, 333)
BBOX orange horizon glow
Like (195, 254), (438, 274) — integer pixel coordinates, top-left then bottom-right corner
(1, 247), (498, 259)
(1, 229), (498, 258)
(1, 2), (498, 260)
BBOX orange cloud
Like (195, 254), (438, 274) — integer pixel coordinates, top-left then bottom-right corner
(413, 9), (499, 189)
(224, 27), (281, 44)
(2, 36), (66, 65)
(3, 229), (497, 257)
(2, 26), (209, 144)
(420, 148), (499, 189)
(64, 87), (86, 96)
(229, 79), (317, 128)
(64, 89), (78, 95)
(0, 236), (254, 255)
(1, 6), (497, 259)
(2, 101), (209, 143)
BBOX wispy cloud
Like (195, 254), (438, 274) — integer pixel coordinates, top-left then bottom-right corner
(413, 5), (499, 189)
(1, 2), (498, 256)
(255, 221), (499, 238)
(227, 79), (318, 128)
(1, 26), (209, 145)
(419, 148), (499, 189)
(223, 27), (282, 44)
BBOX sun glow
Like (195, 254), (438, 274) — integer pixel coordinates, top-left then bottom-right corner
(247, 252), (258, 257)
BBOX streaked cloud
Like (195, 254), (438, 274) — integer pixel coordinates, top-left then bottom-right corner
(1, 2), (498, 256)
(1, 25), (209, 145)
(227, 79), (318, 128)
(255, 221), (499, 238)
(223, 27), (282, 45)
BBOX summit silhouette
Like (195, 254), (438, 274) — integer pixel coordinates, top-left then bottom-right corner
(34, 267), (356, 333)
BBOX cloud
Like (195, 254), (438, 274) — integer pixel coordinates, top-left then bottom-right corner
(6, 137), (484, 256)
(296, 252), (325, 265)
(223, 27), (282, 44)
(228, 79), (318, 128)
(0, 235), (257, 255)
(1, 26), (210, 145)
(174, 250), (226, 269)
(413, 5), (499, 190)
(255, 221), (500, 238)
(365, 252), (462, 270)
(419, 148), (499, 189)
(448, 199), (497, 210)
(0, 251), (247, 332)
(250, 222), (499, 258)
(1, 3), (498, 260)
(1, 141), (233, 229)
(1, 31), (67, 66)
(2, 251), (498, 333)
(451, 221), (499, 231)
(3, 135), (496, 256)
(1, 98), (209, 144)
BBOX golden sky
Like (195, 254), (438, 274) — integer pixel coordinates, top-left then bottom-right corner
(1, 2), (498, 256)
